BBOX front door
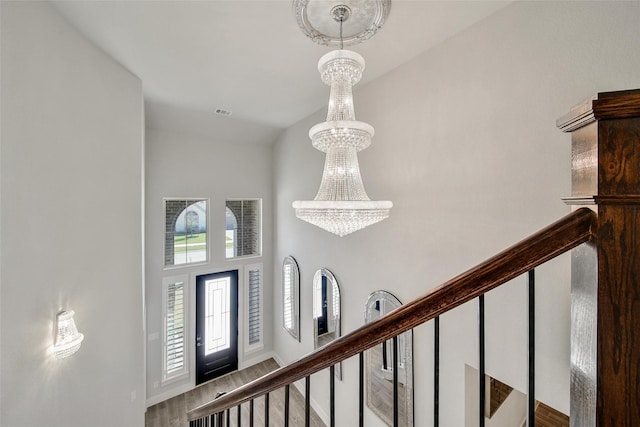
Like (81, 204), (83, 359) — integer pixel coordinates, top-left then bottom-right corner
(195, 270), (238, 385)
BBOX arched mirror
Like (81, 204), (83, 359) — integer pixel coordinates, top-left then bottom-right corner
(313, 268), (341, 379)
(365, 291), (414, 426)
(282, 256), (300, 341)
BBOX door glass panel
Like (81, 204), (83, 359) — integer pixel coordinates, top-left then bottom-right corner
(205, 277), (231, 355)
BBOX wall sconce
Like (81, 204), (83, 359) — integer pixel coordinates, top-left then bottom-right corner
(53, 310), (84, 359)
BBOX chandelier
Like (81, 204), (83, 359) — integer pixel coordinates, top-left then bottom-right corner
(292, 0), (393, 237)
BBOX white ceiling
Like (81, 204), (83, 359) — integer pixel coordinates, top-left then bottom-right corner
(52, 0), (510, 144)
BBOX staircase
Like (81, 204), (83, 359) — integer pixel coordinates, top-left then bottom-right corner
(188, 90), (640, 426)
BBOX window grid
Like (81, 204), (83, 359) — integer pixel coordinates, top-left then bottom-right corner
(164, 198), (208, 268)
(226, 199), (261, 259)
(163, 279), (187, 382)
(246, 264), (263, 350)
(248, 269), (261, 345)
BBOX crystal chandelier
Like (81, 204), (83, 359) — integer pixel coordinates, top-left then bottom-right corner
(292, 1), (392, 237)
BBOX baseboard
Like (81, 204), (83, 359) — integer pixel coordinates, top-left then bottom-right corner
(239, 350), (276, 370)
(146, 350), (277, 408)
(146, 381), (194, 408)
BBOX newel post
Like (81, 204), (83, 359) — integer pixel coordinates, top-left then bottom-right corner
(557, 89), (640, 426)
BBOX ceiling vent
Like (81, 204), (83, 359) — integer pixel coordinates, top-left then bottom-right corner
(214, 108), (232, 117)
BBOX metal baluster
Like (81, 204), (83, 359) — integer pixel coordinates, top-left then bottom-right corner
(393, 336), (399, 427)
(264, 392), (270, 426)
(225, 408), (230, 427)
(359, 352), (364, 427)
(528, 269), (536, 427)
(479, 295), (486, 427)
(305, 376), (311, 427)
(284, 384), (290, 427)
(217, 411), (223, 427)
(434, 316), (440, 427)
(330, 365), (336, 427)
(250, 399), (254, 427)
(237, 404), (241, 426)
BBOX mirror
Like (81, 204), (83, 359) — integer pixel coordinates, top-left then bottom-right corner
(282, 256), (300, 341)
(313, 268), (341, 379)
(365, 291), (414, 426)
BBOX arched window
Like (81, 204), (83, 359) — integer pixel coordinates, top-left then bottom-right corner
(225, 199), (261, 259)
(225, 207), (238, 258)
(164, 199), (208, 267)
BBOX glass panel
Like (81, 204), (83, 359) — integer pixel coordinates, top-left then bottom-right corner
(248, 268), (261, 345)
(225, 200), (261, 258)
(364, 291), (414, 427)
(313, 268), (341, 379)
(165, 199), (208, 267)
(166, 281), (185, 375)
(282, 256), (300, 341)
(205, 277), (231, 355)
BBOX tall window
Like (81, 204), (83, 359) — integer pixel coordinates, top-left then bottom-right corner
(165, 199), (208, 267)
(226, 199), (261, 259)
(163, 276), (187, 382)
(246, 264), (263, 351)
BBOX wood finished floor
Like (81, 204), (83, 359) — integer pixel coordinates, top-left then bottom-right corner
(146, 359), (325, 427)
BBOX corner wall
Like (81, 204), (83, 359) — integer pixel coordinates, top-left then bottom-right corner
(1, 2), (145, 425)
(273, 1), (640, 425)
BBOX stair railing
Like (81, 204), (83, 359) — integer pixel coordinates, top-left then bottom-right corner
(188, 207), (596, 425)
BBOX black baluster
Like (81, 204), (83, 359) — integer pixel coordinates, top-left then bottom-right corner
(237, 404), (241, 426)
(250, 399), (254, 427)
(479, 295), (485, 427)
(330, 365), (335, 427)
(528, 269), (536, 427)
(359, 352), (364, 427)
(284, 384), (290, 427)
(264, 392), (270, 426)
(434, 316), (440, 427)
(393, 335), (399, 427)
(305, 376), (311, 427)
(225, 408), (230, 427)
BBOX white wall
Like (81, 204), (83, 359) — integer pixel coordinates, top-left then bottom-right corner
(0, 2), (145, 426)
(144, 126), (274, 405)
(464, 365), (527, 427)
(273, 1), (640, 426)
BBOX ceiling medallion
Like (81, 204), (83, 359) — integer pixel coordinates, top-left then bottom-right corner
(293, 0), (391, 47)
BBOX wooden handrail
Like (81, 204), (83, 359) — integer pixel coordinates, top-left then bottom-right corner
(188, 207), (597, 421)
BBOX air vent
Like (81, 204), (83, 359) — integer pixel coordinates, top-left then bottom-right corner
(215, 108), (232, 117)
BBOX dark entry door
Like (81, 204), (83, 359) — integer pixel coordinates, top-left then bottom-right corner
(195, 270), (238, 385)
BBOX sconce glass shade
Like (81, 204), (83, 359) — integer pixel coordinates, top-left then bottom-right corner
(53, 310), (84, 359)
(293, 49), (392, 237)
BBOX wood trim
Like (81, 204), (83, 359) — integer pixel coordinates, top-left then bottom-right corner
(187, 208), (597, 421)
(562, 196), (596, 206)
(557, 89), (640, 132)
(562, 196), (640, 205)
